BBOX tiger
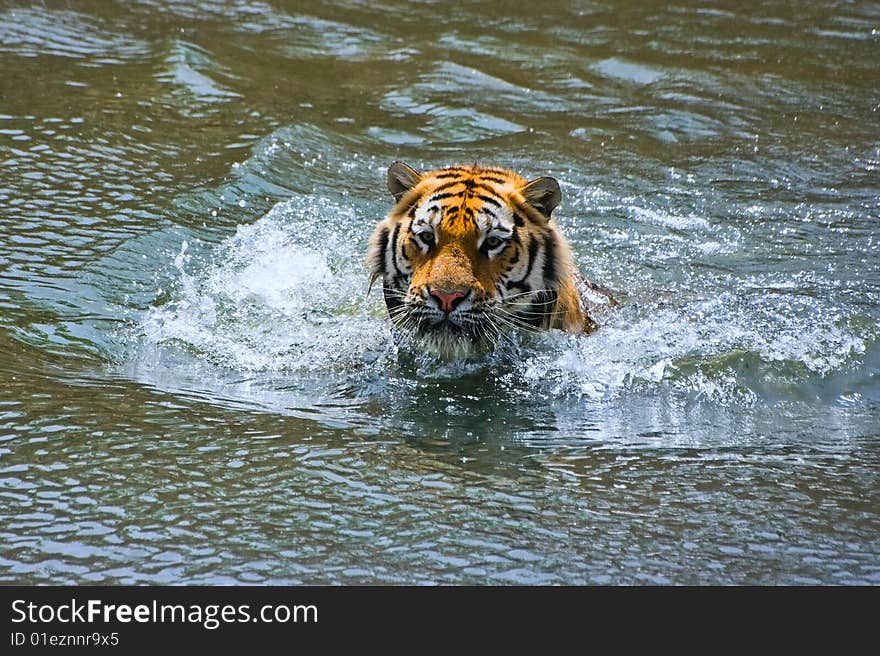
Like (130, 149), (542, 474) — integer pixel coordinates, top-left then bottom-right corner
(368, 161), (615, 357)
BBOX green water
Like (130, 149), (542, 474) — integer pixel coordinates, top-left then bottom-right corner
(1, 0), (878, 584)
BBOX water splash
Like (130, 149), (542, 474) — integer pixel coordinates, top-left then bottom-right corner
(519, 292), (872, 404)
(137, 197), (874, 411)
(142, 201), (392, 375)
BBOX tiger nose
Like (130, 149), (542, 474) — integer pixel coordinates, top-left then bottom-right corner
(429, 288), (467, 313)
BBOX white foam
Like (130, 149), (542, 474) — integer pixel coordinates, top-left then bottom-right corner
(628, 205), (711, 231)
(142, 202), (391, 374)
(516, 290), (872, 404)
(138, 199), (873, 407)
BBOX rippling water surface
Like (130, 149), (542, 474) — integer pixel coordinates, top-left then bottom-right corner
(1, 1), (878, 584)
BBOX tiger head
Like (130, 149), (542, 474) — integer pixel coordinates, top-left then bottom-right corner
(368, 162), (592, 357)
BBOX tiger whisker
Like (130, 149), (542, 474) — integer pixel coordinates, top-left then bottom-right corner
(500, 288), (559, 302)
(480, 314), (505, 350)
(487, 309), (545, 336)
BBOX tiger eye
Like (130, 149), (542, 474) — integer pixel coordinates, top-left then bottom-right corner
(484, 236), (504, 250)
(420, 232), (435, 247)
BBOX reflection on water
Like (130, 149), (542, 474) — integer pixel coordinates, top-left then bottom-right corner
(0, 1), (878, 584)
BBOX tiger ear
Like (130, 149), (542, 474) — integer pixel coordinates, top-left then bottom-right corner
(521, 176), (561, 217)
(387, 161), (423, 202)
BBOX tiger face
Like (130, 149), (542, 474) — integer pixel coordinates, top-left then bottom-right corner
(368, 162), (601, 357)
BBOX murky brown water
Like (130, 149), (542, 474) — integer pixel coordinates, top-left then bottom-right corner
(1, 0), (878, 584)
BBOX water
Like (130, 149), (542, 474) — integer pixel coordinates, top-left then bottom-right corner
(1, 0), (878, 585)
